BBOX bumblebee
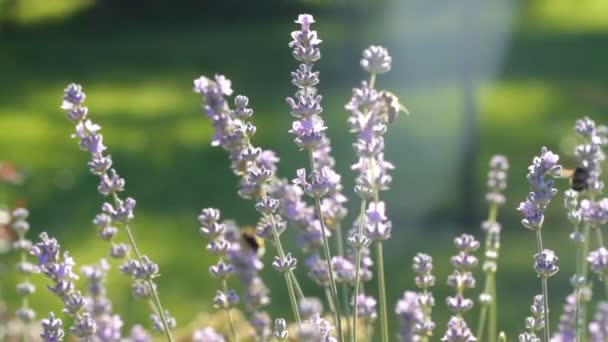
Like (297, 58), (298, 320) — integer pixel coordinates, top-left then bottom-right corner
(241, 227), (265, 257)
(562, 167), (590, 192)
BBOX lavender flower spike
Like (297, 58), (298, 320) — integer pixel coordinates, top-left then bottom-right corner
(12, 208), (37, 326)
(518, 147), (562, 342)
(33, 232), (97, 339)
(61, 84), (174, 341)
(287, 13), (345, 340)
(40, 312), (65, 342)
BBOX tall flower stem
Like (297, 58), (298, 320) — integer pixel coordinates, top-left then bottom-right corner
(352, 199), (368, 342)
(580, 223), (591, 342)
(309, 150), (344, 342)
(476, 203), (498, 342)
(113, 194), (174, 342)
(222, 280), (237, 342)
(263, 195), (302, 326)
(535, 230), (550, 342)
(336, 223), (353, 339)
(375, 241), (389, 342)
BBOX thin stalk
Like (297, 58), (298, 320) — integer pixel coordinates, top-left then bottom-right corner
(123, 223), (174, 342)
(476, 303), (488, 342)
(581, 223), (591, 342)
(573, 221), (582, 342)
(535, 230), (550, 342)
(489, 279), (497, 342)
(336, 223), (352, 340)
(308, 149), (344, 342)
(352, 199), (367, 342)
(375, 241), (389, 342)
(222, 280), (237, 342)
(266, 209), (302, 326)
(112, 193), (174, 342)
(316, 197), (344, 341)
(18, 231), (30, 342)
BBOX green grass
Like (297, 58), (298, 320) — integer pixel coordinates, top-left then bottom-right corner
(1, 0), (608, 339)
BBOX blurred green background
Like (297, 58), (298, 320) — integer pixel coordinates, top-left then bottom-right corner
(1, 0), (608, 339)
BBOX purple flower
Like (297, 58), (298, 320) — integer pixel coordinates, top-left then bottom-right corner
(331, 256), (355, 284)
(580, 198), (608, 226)
(299, 297), (324, 320)
(102, 197), (136, 224)
(272, 253), (298, 272)
(534, 249), (559, 278)
(589, 302), (608, 342)
(193, 327), (225, 342)
(486, 155), (509, 205)
(354, 294), (377, 320)
(441, 316), (476, 342)
(96, 314), (123, 342)
(125, 325), (152, 342)
(588, 247), (608, 276)
(361, 45), (392, 74)
(274, 318), (289, 341)
(395, 291), (423, 341)
(150, 310), (176, 333)
(40, 312), (64, 342)
(365, 201), (392, 241)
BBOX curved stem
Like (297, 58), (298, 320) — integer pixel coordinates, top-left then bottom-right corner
(222, 279), (237, 342)
(535, 230), (549, 342)
(352, 199), (367, 342)
(376, 242), (389, 342)
(266, 209), (302, 326)
(316, 197), (344, 341)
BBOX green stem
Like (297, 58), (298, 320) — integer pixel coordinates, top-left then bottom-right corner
(308, 149), (343, 341)
(266, 209), (302, 326)
(376, 242), (389, 342)
(352, 199), (367, 342)
(476, 304), (488, 342)
(336, 224), (352, 340)
(222, 279), (237, 342)
(316, 197), (344, 341)
(535, 230), (550, 342)
(112, 193), (173, 342)
(488, 274), (497, 342)
(581, 223), (591, 342)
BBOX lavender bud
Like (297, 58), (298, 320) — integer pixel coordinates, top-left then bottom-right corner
(534, 249), (559, 278)
(132, 281), (153, 300)
(441, 316), (476, 342)
(70, 312), (96, 337)
(361, 45), (392, 74)
(62, 291), (86, 314)
(209, 260), (233, 279)
(588, 247), (608, 276)
(299, 297), (324, 320)
(354, 294), (377, 320)
(40, 312), (65, 342)
(16, 282), (36, 296)
(150, 310), (176, 333)
(272, 253), (298, 273)
(519, 332), (540, 342)
(99, 226), (118, 241)
(16, 308), (36, 322)
(12, 207), (29, 221)
(206, 238), (231, 256)
(88, 155), (113, 175)
(454, 234), (480, 252)
(450, 251), (479, 271)
(13, 239), (32, 252)
(256, 214), (286, 240)
(274, 319), (288, 341)
(446, 295), (474, 314)
(98, 169), (125, 196)
(232, 95), (253, 119)
(110, 243), (130, 259)
(347, 233), (371, 249)
(255, 197), (279, 214)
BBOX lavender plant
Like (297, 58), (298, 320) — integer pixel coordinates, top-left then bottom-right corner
(12, 208), (36, 335)
(9, 11), (608, 342)
(61, 84), (175, 340)
(476, 155), (509, 342)
(518, 147), (562, 341)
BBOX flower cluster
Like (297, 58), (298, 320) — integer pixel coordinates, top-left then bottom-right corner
(518, 147), (562, 231)
(193, 327), (225, 342)
(395, 291), (423, 341)
(519, 295), (545, 341)
(82, 259), (128, 341)
(40, 312), (65, 342)
(549, 293), (577, 342)
(12, 208), (36, 324)
(589, 302), (608, 341)
(446, 234), (479, 315)
(574, 116), (607, 194)
(199, 208), (239, 339)
(61, 84), (174, 337)
(486, 155), (509, 206)
(32, 232), (96, 338)
(441, 316), (476, 342)
(295, 313), (337, 342)
(412, 253), (435, 338)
